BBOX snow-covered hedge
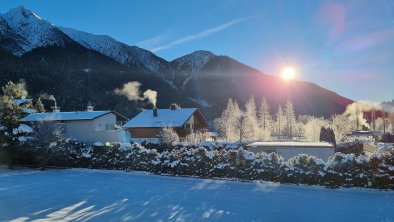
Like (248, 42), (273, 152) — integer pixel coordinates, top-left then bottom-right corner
(5, 141), (394, 189)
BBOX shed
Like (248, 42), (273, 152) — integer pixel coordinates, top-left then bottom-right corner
(247, 142), (335, 160)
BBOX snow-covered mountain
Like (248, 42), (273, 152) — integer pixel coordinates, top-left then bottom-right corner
(0, 6), (355, 119)
(169, 50), (216, 89)
(58, 27), (169, 75)
(0, 6), (72, 55)
(0, 16), (30, 55)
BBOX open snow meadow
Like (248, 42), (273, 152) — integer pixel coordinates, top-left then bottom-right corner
(0, 168), (393, 222)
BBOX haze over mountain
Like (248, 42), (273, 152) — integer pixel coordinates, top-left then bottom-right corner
(0, 6), (353, 120)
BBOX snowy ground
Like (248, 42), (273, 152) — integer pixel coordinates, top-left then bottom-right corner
(0, 168), (393, 222)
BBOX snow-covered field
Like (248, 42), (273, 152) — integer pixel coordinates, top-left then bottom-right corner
(0, 168), (393, 222)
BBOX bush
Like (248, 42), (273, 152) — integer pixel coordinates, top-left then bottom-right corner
(8, 140), (394, 190)
(285, 154), (325, 185)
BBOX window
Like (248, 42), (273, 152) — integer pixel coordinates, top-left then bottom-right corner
(105, 124), (113, 130)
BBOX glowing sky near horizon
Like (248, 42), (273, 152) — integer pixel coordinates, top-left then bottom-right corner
(0, 0), (393, 102)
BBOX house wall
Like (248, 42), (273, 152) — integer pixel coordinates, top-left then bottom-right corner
(65, 113), (127, 144)
(184, 115), (195, 133)
(247, 146), (335, 161)
(93, 113), (117, 131)
(127, 127), (162, 139)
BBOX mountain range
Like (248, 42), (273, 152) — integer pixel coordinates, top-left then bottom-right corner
(0, 6), (354, 120)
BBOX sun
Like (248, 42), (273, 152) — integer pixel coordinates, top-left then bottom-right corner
(281, 67), (296, 80)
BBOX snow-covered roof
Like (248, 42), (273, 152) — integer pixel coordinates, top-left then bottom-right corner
(123, 108), (198, 128)
(21, 111), (113, 122)
(247, 142), (334, 149)
(12, 98), (33, 105)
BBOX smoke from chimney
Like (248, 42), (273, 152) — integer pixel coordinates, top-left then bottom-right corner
(40, 93), (56, 101)
(344, 101), (383, 130)
(114, 81), (142, 101)
(114, 81), (158, 107)
(143, 89), (157, 108)
(40, 93), (59, 112)
(17, 79), (28, 99)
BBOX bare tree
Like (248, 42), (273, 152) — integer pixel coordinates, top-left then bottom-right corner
(34, 119), (64, 170)
(158, 127), (179, 146)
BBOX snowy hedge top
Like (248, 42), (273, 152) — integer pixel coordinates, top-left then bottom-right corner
(248, 142), (334, 148)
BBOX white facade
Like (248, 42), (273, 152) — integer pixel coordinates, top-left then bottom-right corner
(247, 142), (335, 161)
(22, 111), (129, 145)
(64, 113), (128, 144)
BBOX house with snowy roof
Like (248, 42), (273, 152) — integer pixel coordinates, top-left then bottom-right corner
(22, 106), (129, 144)
(123, 105), (209, 142)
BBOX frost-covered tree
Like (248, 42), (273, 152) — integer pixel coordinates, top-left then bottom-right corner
(158, 127), (179, 146)
(258, 97), (272, 140)
(215, 98), (242, 141)
(304, 117), (328, 142)
(389, 112), (394, 134)
(331, 114), (352, 143)
(275, 105), (285, 139)
(34, 98), (45, 113)
(0, 81), (31, 169)
(33, 119), (64, 170)
(243, 96), (259, 141)
(284, 100), (297, 140)
(184, 131), (210, 145)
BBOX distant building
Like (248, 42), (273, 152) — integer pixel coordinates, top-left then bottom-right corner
(123, 106), (209, 142)
(246, 142), (335, 161)
(22, 109), (129, 144)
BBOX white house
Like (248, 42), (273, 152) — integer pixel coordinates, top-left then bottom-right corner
(22, 110), (129, 144)
(246, 142), (335, 161)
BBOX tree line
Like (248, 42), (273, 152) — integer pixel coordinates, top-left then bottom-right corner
(214, 97), (394, 143)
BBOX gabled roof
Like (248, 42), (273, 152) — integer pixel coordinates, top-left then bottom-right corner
(123, 108), (202, 128)
(22, 111), (113, 122)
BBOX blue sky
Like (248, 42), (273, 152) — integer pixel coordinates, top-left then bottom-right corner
(1, 0), (394, 102)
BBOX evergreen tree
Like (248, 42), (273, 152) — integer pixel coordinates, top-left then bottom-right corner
(0, 81), (31, 169)
(319, 126), (336, 146)
(34, 98), (46, 113)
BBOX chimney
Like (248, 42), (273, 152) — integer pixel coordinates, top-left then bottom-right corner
(153, 108), (158, 117)
(86, 104), (94, 111)
(170, 103), (180, 110)
(51, 100), (60, 112)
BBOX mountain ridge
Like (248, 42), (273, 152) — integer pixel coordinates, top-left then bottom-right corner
(0, 6), (354, 120)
